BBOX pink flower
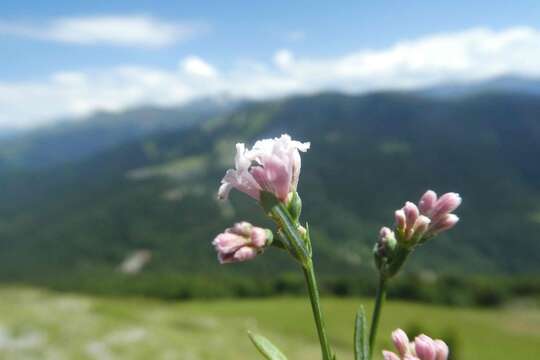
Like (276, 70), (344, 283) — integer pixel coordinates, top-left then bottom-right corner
(218, 134), (310, 202)
(383, 329), (449, 360)
(212, 222), (271, 264)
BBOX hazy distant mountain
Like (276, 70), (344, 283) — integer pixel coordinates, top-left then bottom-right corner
(3, 75), (540, 172)
(0, 96), (239, 170)
(1, 90), (539, 293)
(420, 75), (540, 98)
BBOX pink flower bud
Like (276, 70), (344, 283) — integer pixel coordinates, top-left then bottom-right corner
(212, 222), (271, 264)
(392, 190), (461, 243)
(430, 193), (461, 223)
(231, 221), (253, 236)
(231, 246), (258, 261)
(418, 190), (438, 216)
(412, 215), (431, 240)
(212, 233), (249, 255)
(395, 209), (406, 230)
(434, 340), (449, 360)
(218, 134), (310, 202)
(385, 329), (448, 360)
(427, 214), (459, 236)
(380, 226), (394, 239)
(404, 202), (420, 229)
(402, 202), (420, 241)
(415, 335), (437, 360)
(392, 328), (410, 356)
(250, 227), (268, 248)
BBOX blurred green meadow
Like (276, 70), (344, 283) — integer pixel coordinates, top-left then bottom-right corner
(0, 286), (538, 359)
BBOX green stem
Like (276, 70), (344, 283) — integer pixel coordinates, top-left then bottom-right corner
(303, 260), (333, 360)
(369, 275), (387, 357)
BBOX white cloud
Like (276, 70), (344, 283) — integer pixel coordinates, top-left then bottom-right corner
(0, 15), (205, 47)
(273, 49), (294, 70)
(181, 56), (218, 78)
(3, 26), (540, 129)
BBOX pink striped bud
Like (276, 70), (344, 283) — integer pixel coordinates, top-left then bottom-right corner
(231, 221), (253, 237)
(392, 329), (410, 356)
(418, 190), (438, 216)
(430, 193), (461, 223)
(412, 215), (431, 240)
(393, 190), (461, 243)
(434, 340), (449, 360)
(384, 330), (448, 360)
(250, 227), (268, 248)
(212, 222), (272, 264)
(414, 335), (437, 360)
(229, 246), (258, 262)
(404, 202), (420, 229)
(427, 214), (459, 237)
(395, 209), (406, 230)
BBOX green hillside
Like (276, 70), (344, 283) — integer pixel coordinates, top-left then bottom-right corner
(0, 92), (540, 295)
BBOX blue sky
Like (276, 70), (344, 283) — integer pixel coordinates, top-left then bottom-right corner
(2, 0), (540, 128)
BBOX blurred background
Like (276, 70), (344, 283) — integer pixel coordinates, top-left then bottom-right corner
(1, 1), (540, 359)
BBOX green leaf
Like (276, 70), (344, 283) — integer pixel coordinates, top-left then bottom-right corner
(248, 331), (288, 360)
(354, 306), (369, 360)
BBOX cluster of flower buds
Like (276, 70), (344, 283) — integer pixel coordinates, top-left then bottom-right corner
(218, 134), (310, 203)
(395, 191), (461, 245)
(383, 329), (449, 360)
(374, 190), (461, 278)
(212, 222), (273, 264)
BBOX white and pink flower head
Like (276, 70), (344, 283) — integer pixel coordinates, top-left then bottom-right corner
(218, 134), (310, 202)
(383, 329), (449, 360)
(212, 222), (272, 264)
(395, 190), (461, 244)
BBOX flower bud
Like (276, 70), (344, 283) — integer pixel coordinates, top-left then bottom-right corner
(391, 329), (410, 356)
(395, 209), (406, 231)
(415, 335), (437, 360)
(404, 202), (420, 228)
(434, 340), (449, 360)
(287, 191), (302, 221)
(419, 190), (438, 215)
(374, 227), (398, 272)
(430, 193), (461, 223)
(412, 215), (431, 241)
(212, 222), (272, 264)
(383, 329), (448, 360)
(426, 214), (459, 237)
(392, 190), (462, 245)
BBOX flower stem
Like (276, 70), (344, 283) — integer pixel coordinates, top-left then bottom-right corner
(369, 275), (387, 357)
(303, 260), (333, 360)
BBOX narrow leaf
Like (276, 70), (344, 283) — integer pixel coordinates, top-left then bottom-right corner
(354, 306), (369, 360)
(248, 331), (288, 360)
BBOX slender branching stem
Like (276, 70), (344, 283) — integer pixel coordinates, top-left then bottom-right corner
(303, 260), (333, 360)
(369, 275), (388, 357)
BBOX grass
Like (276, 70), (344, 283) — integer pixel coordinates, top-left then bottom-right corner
(0, 286), (538, 359)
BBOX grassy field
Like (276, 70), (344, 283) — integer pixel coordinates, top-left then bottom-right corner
(0, 286), (538, 359)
